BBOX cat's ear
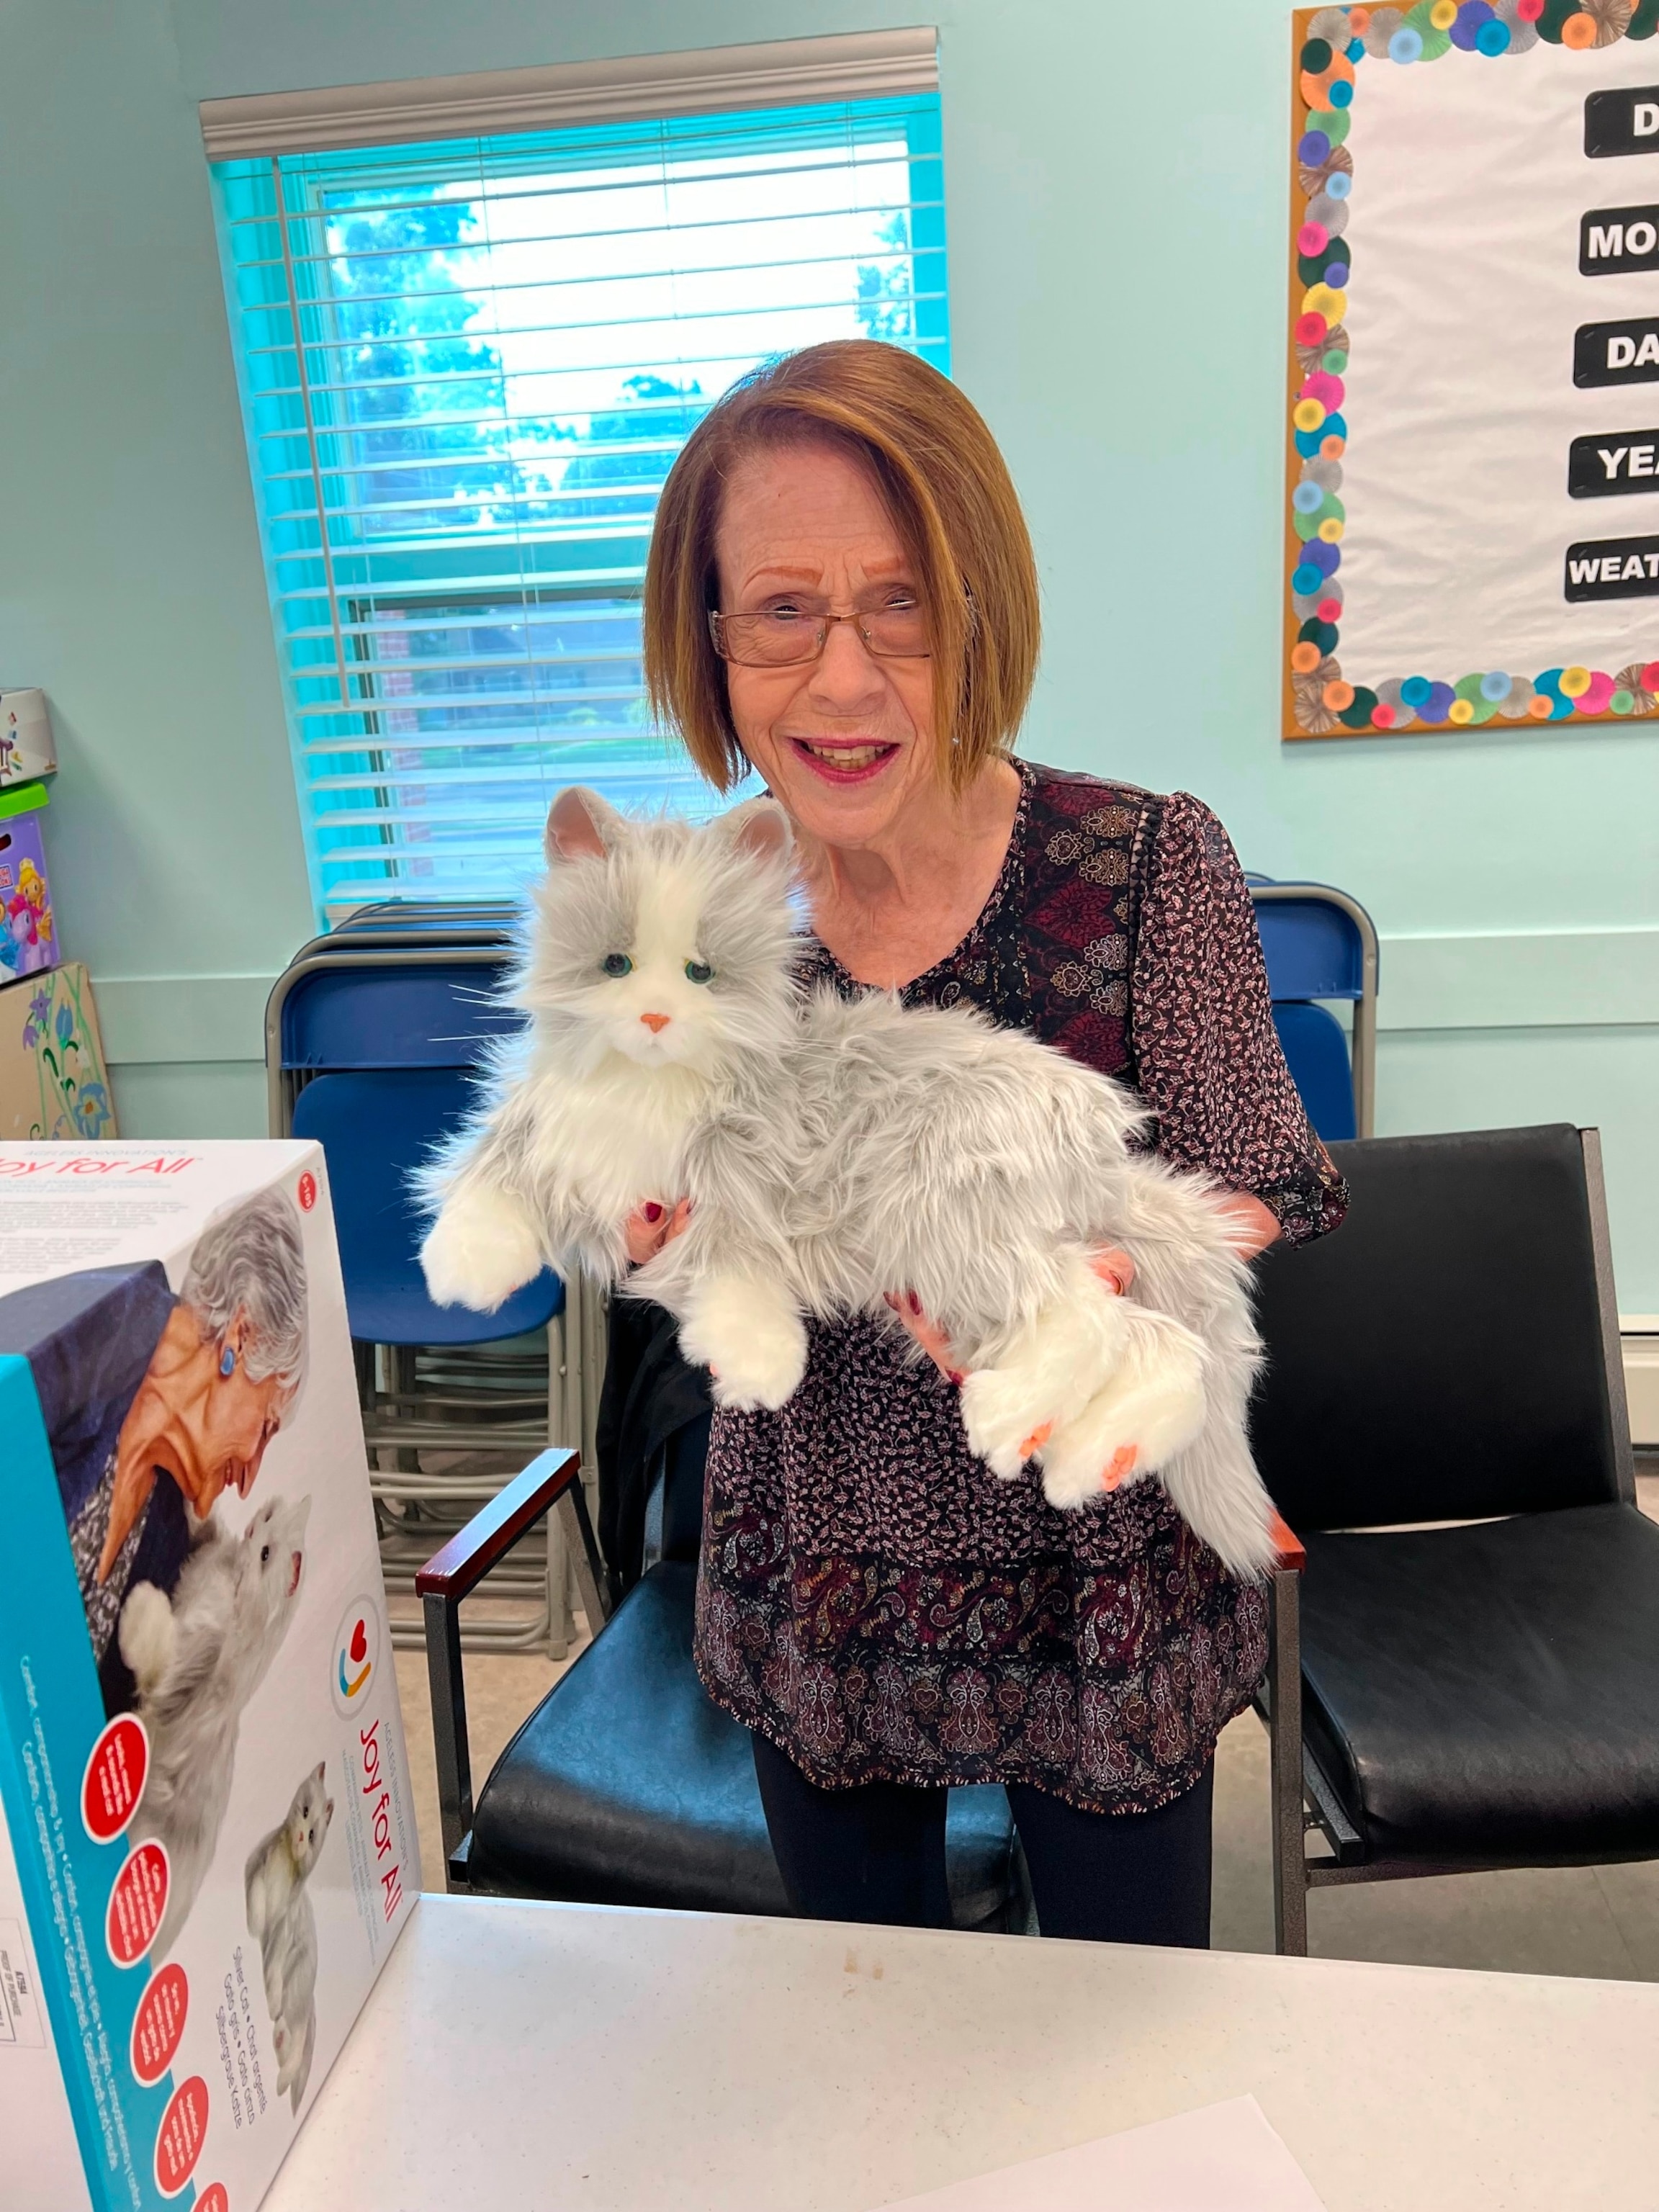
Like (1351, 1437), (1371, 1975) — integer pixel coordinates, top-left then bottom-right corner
(325, 1799), (335, 1826)
(546, 786), (623, 865)
(713, 796), (793, 872)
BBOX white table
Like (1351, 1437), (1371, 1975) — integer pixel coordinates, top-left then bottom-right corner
(265, 1894), (1659, 2211)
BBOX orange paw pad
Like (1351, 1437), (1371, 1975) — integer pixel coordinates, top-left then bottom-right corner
(1101, 1444), (1138, 1491)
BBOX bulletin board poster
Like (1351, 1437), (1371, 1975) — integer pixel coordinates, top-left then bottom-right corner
(1285, 0), (1659, 739)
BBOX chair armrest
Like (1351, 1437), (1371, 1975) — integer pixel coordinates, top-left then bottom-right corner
(415, 1447), (610, 1890)
(416, 1447), (583, 1604)
(1269, 1509), (1306, 1573)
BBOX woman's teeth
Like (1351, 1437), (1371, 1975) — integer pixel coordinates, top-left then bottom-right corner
(801, 741), (889, 769)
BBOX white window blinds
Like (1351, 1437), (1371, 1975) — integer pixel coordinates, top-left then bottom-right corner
(210, 55), (948, 915)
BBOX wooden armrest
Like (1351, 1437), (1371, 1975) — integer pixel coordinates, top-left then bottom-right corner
(1269, 1508), (1306, 1574)
(415, 1447), (583, 1604)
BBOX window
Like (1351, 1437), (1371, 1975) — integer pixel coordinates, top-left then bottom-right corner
(211, 62), (947, 915)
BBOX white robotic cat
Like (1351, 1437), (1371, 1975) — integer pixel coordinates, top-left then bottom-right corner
(420, 789), (1275, 1578)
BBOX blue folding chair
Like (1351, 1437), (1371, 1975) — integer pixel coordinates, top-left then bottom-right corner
(267, 933), (599, 1654)
(1248, 880), (1380, 1141)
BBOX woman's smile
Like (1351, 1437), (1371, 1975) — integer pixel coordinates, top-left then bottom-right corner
(786, 735), (902, 783)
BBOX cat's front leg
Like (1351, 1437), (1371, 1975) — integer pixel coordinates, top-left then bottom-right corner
(117, 1581), (176, 1698)
(421, 1182), (546, 1313)
(676, 1275), (809, 1412)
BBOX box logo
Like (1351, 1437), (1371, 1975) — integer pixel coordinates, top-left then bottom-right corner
(331, 1595), (381, 1717)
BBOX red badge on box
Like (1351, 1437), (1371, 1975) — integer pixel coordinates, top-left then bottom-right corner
(195, 2188), (229, 2212)
(154, 2076), (209, 2196)
(297, 1170), (317, 1211)
(130, 1962), (189, 2085)
(82, 1714), (148, 1843)
(107, 1840), (169, 1966)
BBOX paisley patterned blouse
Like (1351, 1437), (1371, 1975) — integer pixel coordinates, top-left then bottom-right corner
(693, 760), (1348, 1815)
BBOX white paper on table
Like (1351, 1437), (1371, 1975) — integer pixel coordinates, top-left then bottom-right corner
(873, 2094), (1328, 2211)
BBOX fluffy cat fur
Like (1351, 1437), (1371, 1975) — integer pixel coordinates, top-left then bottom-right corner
(246, 1761), (331, 2116)
(119, 1494), (310, 1959)
(419, 789), (1277, 1578)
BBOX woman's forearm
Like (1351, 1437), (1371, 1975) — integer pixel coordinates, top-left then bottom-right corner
(1216, 1190), (1281, 1258)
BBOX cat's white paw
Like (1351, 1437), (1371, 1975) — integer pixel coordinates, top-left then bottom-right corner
(958, 1366), (1055, 1480)
(117, 1581), (175, 1694)
(678, 1280), (808, 1411)
(960, 1285), (1133, 1479)
(421, 1187), (543, 1311)
(1035, 1321), (1208, 1513)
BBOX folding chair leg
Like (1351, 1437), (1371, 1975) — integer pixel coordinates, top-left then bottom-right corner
(1267, 1564), (1309, 1956)
(544, 1309), (575, 1657)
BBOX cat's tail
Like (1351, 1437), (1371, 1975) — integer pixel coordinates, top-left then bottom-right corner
(1157, 1412), (1278, 1583)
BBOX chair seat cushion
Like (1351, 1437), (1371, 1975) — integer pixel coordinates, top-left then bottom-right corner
(467, 1562), (1022, 1928)
(1300, 1503), (1659, 1864)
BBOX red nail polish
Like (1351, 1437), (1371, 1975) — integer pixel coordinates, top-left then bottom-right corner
(907, 1291), (922, 1317)
(642, 1202), (663, 1222)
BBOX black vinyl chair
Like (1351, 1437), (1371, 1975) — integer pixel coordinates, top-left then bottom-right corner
(415, 1418), (1032, 1930)
(1251, 1124), (1651, 1954)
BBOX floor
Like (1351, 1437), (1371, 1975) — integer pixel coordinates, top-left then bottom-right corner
(393, 1470), (1659, 1978)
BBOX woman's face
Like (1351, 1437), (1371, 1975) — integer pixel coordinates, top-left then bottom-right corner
(171, 1314), (290, 1517)
(714, 439), (940, 849)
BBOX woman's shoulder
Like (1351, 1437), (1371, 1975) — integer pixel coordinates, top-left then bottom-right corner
(1020, 758), (1159, 831)
(1020, 764), (1241, 881)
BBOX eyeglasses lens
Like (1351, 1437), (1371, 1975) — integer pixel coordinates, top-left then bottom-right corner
(716, 608), (929, 665)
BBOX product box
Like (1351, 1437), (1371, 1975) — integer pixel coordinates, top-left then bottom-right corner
(0, 782), (57, 979)
(0, 691), (58, 790)
(0, 1141), (421, 2211)
(0, 963), (115, 1141)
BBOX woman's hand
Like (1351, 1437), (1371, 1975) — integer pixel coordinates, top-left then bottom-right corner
(624, 1198), (693, 1265)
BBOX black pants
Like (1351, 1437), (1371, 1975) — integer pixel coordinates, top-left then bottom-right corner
(751, 1731), (1214, 1946)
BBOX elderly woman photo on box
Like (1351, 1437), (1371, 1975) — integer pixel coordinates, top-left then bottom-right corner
(0, 1187), (309, 1712)
(628, 340), (1348, 1947)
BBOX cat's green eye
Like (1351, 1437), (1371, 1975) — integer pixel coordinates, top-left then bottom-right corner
(684, 960), (714, 985)
(601, 953), (633, 978)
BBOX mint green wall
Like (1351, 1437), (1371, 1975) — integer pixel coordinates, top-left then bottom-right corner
(4, 0), (1656, 1305)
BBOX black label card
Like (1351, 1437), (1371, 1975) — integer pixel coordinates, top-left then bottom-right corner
(1580, 204), (1659, 273)
(1568, 428), (1659, 495)
(1574, 316), (1659, 386)
(1564, 534), (1659, 598)
(1585, 85), (1659, 158)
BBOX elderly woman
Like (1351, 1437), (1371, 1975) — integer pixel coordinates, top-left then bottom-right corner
(633, 339), (1346, 1946)
(0, 1188), (308, 1711)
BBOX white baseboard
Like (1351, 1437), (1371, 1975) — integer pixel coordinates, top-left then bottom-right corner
(1624, 1323), (1659, 1447)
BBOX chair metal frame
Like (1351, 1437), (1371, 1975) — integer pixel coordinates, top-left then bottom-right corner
(1259, 1127), (1640, 1954)
(416, 1447), (613, 1887)
(266, 934), (603, 1656)
(1249, 881), (1380, 1138)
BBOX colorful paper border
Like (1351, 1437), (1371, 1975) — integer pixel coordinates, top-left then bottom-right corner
(1284, 0), (1659, 739)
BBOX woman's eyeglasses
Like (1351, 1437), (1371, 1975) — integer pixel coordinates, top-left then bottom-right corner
(709, 603), (931, 667)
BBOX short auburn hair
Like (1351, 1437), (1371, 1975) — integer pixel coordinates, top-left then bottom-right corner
(644, 341), (1040, 795)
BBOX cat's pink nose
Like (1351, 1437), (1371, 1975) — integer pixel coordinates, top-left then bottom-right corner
(639, 1011), (671, 1034)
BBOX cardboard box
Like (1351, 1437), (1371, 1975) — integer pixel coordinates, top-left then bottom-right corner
(0, 783), (58, 978)
(0, 691), (57, 789)
(0, 963), (114, 1141)
(0, 1141), (421, 2211)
